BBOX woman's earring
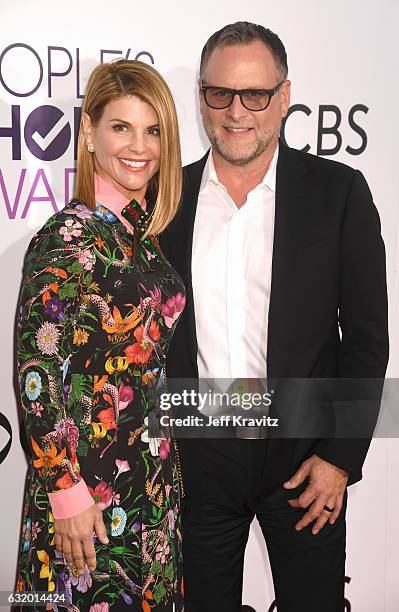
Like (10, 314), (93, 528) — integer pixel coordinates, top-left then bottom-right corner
(87, 141), (94, 153)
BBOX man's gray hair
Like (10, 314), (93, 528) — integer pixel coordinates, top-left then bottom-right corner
(200, 21), (288, 81)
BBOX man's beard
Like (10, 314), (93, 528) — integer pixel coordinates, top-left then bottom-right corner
(203, 121), (280, 166)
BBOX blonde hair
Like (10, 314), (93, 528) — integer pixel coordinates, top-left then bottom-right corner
(75, 59), (182, 237)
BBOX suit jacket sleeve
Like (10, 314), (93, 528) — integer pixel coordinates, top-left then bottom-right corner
(313, 169), (389, 479)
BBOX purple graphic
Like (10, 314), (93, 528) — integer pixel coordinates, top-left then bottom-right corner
(0, 43), (43, 97)
(24, 105), (71, 161)
(0, 167), (75, 219)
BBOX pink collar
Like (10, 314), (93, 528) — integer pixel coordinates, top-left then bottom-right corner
(94, 174), (130, 214)
(94, 174), (147, 214)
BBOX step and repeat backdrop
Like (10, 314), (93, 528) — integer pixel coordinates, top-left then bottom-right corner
(1, 0), (399, 610)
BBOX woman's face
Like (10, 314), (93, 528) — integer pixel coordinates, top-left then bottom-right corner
(83, 95), (161, 202)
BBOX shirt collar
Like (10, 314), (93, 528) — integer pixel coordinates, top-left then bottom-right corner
(93, 174), (150, 235)
(94, 173), (130, 211)
(200, 143), (279, 194)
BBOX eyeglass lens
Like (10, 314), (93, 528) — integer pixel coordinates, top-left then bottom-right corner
(205, 88), (271, 110)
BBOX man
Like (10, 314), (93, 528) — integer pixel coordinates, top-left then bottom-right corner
(160, 22), (389, 612)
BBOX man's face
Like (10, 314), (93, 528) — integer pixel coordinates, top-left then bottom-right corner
(199, 40), (291, 166)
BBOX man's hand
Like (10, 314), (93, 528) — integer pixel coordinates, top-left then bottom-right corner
(283, 454), (349, 534)
(54, 505), (109, 574)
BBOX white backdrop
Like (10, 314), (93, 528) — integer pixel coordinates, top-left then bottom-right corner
(1, 1), (398, 610)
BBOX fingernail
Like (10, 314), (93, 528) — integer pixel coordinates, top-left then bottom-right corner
(104, 537), (109, 543)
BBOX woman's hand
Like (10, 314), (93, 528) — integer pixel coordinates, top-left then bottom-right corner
(54, 505), (109, 574)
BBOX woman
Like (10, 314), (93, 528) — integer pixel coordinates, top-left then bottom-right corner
(15, 59), (185, 611)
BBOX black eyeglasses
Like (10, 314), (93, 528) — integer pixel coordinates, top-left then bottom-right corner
(201, 80), (285, 111)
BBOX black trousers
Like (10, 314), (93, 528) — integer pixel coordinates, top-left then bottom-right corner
(181, 438), (346, 612)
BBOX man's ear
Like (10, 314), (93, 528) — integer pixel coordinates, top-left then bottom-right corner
(280, 80), (291, 118)
(198, 78), (207, 116)
(198, 78), (203, 98)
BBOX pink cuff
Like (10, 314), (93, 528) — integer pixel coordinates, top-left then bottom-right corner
(48, 479), (94, 519)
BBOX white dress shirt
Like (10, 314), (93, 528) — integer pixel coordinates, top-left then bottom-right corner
(192, 145), (278, 382)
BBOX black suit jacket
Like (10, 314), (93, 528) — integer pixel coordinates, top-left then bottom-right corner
(159, 142), (389, 490)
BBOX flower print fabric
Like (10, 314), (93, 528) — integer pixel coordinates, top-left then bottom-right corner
(15, 195), (186, 611)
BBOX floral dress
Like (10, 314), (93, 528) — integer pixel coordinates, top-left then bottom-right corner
(15, 197), (186, 611)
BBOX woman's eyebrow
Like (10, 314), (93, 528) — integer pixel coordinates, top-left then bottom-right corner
(108, 119), (160, 129)
(109, 118), (131, 123)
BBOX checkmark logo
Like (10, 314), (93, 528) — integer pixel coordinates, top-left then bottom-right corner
(25, 105), (72, 161)
(31, 116), (69, 151)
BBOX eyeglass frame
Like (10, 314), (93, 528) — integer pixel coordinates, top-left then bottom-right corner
(200, 80), (286, 112)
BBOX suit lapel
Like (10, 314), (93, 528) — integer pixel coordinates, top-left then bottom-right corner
(166, 151), (209, 364)
(174, 152), (209, 282)
(267, 143), (309, 377)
